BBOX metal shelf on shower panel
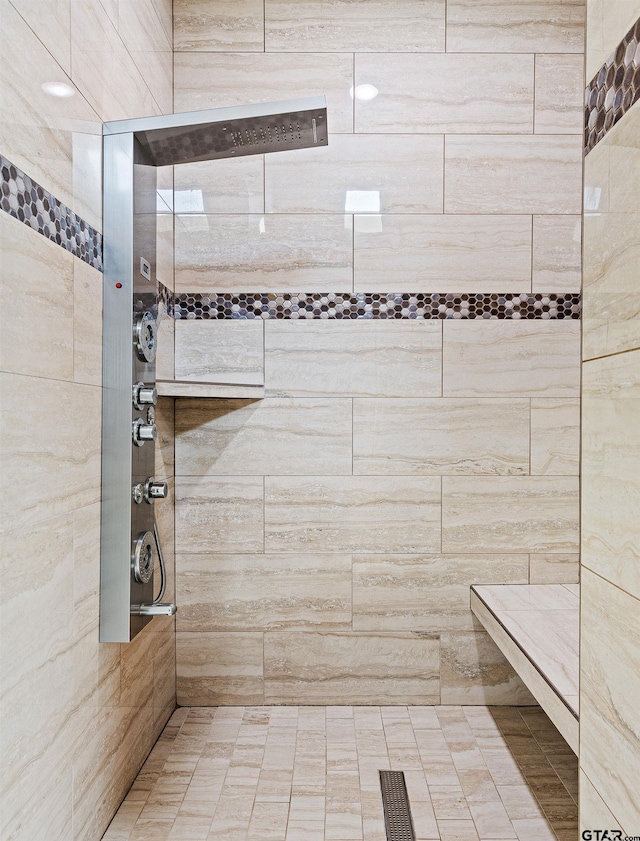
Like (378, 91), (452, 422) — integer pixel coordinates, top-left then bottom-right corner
(156, 379), (265, 399)
(470, 583), (580, 755)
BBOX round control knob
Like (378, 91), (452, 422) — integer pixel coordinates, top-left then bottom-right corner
(132, 531), (154, 584)
(132, 419), (157, 446)
(145, 478), (169, 503)
(132, 382), (157, 409)
(134, 311), (158, 364)
(132, 483), (144, 504)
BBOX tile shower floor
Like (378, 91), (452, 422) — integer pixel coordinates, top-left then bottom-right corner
(103, 705), (578, 841)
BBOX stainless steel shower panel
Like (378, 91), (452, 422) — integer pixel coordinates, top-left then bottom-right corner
(103, 97), (328, 166)
(101, 133), (158, 642)
(100, 96), (327, 643)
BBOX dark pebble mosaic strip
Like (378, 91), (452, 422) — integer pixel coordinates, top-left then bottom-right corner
(585, 16), (640, 154)
(173, 292), (581, 321)
(0, 153), (103, 271)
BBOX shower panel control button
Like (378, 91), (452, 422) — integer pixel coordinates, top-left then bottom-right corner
(144, 478), (168, 503)
(132, 382), (157, 409)
(132, 419), (157, 446)
(134, 311), (157, 363)
(132, 483), (145, 504)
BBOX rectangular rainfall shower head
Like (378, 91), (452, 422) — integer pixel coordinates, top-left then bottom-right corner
(103, 96), (328, 166)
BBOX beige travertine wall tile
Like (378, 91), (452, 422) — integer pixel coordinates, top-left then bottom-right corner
(117, 0), (173, 114)
(354, 215), (532, 292)
(265, 476), (441, 553)
(442, 476), (580, 553)
(530, 554), (580, 584)
(70, 0), (161, 121)
(446, 0), (585, 53)
(355, 54), (534, 134)
(352, 398), (529, 475)
(154, 398), (175, 482)
(532, 215), (582, 292)
(440, 632), (535, 704)
(174, 214), (353, 293)
(583, 107), (640, 359)
(177, 632), (264, 705)
(264, 632), (440, 704)
(264, 0), (445, 52)
(530, 399), (581, 475)
(175, 398), (352, 476)
(176, 553), (352, 631)
(580, 569), (640, 833)
(443, 321), (581, 398)
(72, 502), (101, 640)
(0, 213), (74, 380)
(0, 373), (101, 533)
(586, 0), (640, 78)
(175, 320), (264, 385)
(0, 2), (102, 219)
(174, 158), (264, 215)
(156, 312), (175, 382)
(265, 320), (442, 398)
(174, 0), (265, 51)
(174, 52), (354, 134)
(534, 54), (585, 134)
(154, 478), (176, 604)
(156, 214), (174, 292)
(445, 136), (583, 214)
(579, 772), (626, 837)
(582, 352), (640, 601)
(175, 476), (264, 554)
(10, 0), (71, 73)
(73, 259), (103, 386)
(352, 554), (529, 632)
(265, 134), (444, 214)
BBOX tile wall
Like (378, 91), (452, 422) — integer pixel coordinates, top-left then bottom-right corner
(581, 0), (640, 834)
(172, 0), (585, 706)
(0, 3), (175, 841)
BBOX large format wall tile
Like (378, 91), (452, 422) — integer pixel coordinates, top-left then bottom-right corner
(530, 554), (580, 584)
(174, 158), (264, 215)
(177, 632), (264, 705)
(0, 373), (101, 533)
(583, 107), (640, 359)
(176, 553), (352, 631)
(579, 772), (626, 838)
(445, 136), (583, 214)
(264, 632), (440, 704)
(534, 54), (584, 134)
(10, 0), (72, 74)
(530, 399), (581, 475)
(264, 0), (446, 52)
(580, 569), (640, 834)
(582, 352), (640, 601)
(446, 0), (585, 53)
(440, 631), (535, 704)
(175, 476), (264, 553)
(265, 320), (442, 397)
(73, 259), (103, 386)
(0, 213), (74, 380)
(175, 398), (352, 475)
(353, 554), (529, 632)
(352, 398), (529, 475)
(442, 476), (580, 553)
(174, 52), (354, 133)
(586, 0), (640, 78)
(174, 0), (265, 51)
(174, 214), (353, 292)
(117, 0), (173, 114)
(265, 476), (441, 553)
(354, 216), (532, 292)
(443, 321), (581, 398)
(265, 134), (444, 214)
(532, 215), (582, 292)
(355, 54), (534, 134)
(175, 320), (264, 384)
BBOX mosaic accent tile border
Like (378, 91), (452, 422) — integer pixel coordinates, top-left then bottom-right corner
(0, 154), (103, 270)
(158, 281), (176, 317)
(174, 292), (581, 321)
(585, 17), (640, 154)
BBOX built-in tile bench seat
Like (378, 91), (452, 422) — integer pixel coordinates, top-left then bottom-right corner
(470, 583), (579, 754)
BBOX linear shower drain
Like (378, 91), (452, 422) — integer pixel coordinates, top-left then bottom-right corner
(379, 770), (416, 841)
